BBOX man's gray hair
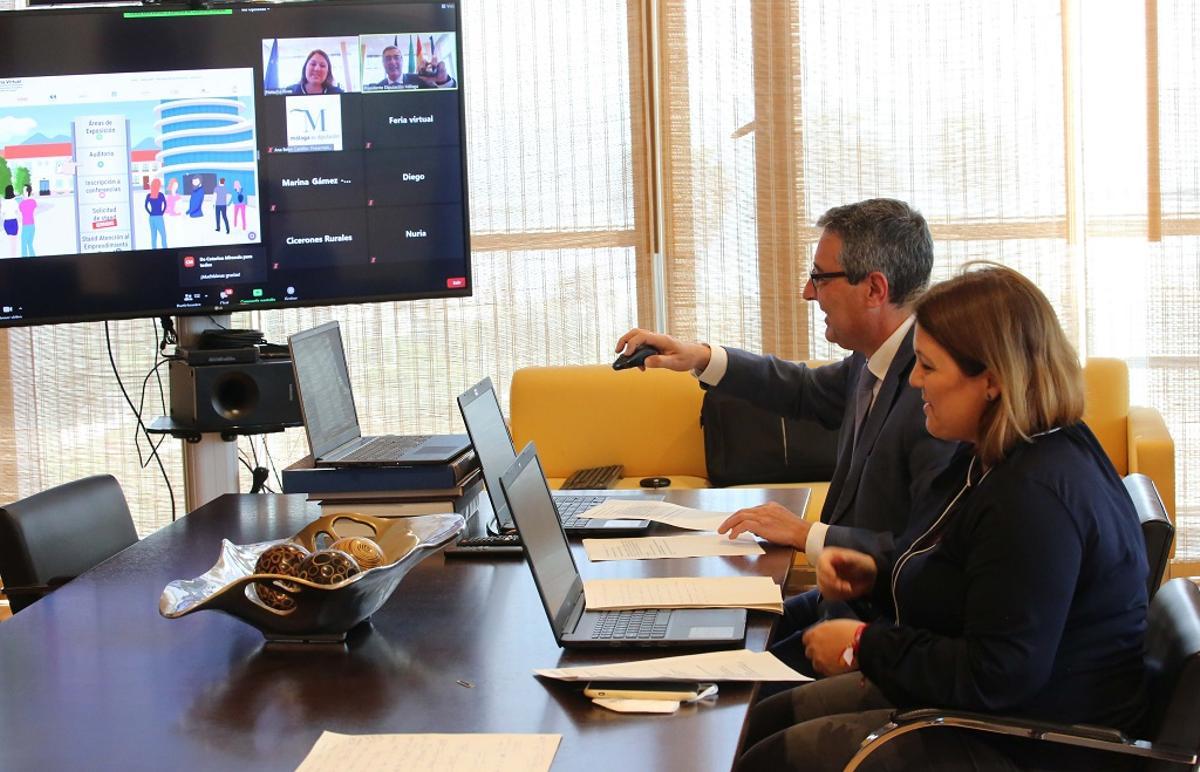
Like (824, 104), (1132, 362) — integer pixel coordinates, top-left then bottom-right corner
(816, 198), (934, 306)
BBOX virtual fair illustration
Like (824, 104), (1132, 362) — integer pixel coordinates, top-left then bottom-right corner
(0, 68), (260, 258)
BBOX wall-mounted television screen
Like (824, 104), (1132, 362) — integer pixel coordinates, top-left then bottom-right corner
(0, 0), (470, 328)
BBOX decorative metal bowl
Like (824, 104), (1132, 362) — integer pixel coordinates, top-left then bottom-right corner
(159, 512), (464, 644)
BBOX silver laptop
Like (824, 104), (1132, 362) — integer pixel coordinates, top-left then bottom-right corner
(289, 321), (470, 467)
(499, 442), (746, 648)
(457, 377), (654, 536)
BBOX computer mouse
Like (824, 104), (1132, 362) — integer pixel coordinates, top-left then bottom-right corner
(613, 344), (660, 371)
(639, 476), (671, 488)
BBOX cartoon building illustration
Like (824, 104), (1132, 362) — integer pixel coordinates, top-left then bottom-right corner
(155, 98), (256, 195)
(1, 141), (74, 195)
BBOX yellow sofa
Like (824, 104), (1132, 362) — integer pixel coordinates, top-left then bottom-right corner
(509, 364), (831, 521)
(509, 358), (1174, 536)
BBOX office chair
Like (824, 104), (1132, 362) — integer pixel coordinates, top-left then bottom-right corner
(0, 475), (138, 614)
(1126, 473), (1175, 597)
(844, 577), (1200, 771)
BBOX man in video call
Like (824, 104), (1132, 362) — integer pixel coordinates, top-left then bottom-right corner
(374, 45), (405, 87)
(616, 198), (956, 675)
(213, 177), (230, 234)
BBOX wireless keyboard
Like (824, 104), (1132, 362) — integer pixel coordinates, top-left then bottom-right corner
(561, 464), (623, 490)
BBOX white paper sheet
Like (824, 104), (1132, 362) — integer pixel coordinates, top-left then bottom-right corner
(582, 533), (764, 561)
(582, 575), (783, 613)
(535, 649), (810, 683)
(580, 499), (731, 532)
(294, 732), (561, 772)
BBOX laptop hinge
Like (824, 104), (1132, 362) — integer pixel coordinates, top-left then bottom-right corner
(562, 587), (588, 636)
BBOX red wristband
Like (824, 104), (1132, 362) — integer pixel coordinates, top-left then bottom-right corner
(851, 623), (867, 657)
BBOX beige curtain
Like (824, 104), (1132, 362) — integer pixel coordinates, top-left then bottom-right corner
(656, 0), (1198, 563)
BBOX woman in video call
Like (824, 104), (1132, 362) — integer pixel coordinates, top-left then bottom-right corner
(165, 177), (181, 216)
(144, 178), (168, 250)
(291, 49), (343, 95)
(18, 184), (36, 257)
(731, 264), (1149, 772)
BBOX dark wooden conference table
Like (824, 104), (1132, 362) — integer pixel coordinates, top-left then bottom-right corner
(0, 487), (806, 772)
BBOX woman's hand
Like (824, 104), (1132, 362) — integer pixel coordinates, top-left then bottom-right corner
(802, 619), (864, 676)
(717, 502), (811, 548)
(816, 547), (877, 600)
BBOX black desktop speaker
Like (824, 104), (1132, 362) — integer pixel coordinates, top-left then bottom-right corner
(169, 359), (302, 431)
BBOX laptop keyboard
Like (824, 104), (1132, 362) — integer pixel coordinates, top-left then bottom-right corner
(592, 609), (672, 640)
(340, 435), (430, 463)
(556, 495), (611, 528)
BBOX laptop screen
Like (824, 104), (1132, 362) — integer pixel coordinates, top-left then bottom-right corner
(457, 377), (519, 530)
(500, 443), (581, 627)
(289, 321), (362, 458)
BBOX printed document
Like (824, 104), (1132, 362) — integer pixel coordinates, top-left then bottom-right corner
(581, 499), (731, 532)
(295, 732), (560, 772)
(582, 575), (783, 613)
(536, 648), (810, 683)
(582, 533), (763, 561)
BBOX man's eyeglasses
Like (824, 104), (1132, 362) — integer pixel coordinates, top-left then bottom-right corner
(807, 269), (848, 286)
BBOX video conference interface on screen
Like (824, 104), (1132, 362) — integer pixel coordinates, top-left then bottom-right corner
(0, 1), (468, 327)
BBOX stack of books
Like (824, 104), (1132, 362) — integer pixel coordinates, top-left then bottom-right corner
(282, 450), (483, 517)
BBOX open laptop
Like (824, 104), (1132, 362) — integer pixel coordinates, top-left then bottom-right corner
(499, 442), (747, 648)
(457, 376), (654, 537)
(289, 321), (470, 467)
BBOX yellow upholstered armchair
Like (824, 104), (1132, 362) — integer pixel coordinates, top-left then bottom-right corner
(510, 365), (709, 489)
(1082, 358), (1175, 539)
(508, 363), (832, 515)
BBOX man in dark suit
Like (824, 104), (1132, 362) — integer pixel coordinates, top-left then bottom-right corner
(616, 198), (956, 672)
(372, 45), (404, 88)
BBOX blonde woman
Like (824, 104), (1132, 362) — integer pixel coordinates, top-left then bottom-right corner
(734, 265), (1148, 771)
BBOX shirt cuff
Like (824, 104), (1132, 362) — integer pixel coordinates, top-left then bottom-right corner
(696, 344), (728, 385)
(805, 522), (829, 559)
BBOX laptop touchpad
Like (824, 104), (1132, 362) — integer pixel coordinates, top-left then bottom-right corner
(689, 626), (735, 639)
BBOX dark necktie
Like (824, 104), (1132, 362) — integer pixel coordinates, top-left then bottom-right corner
(852, 365), (877, 454)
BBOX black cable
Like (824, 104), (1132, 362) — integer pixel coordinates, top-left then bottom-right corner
(244, 436), (274, 493)
(237, 455), (270, 494)
(246, 433), (261, 468)
(260, 433), (284, 493)
(105, 322), (177, 523)
(134, 319), (174, 468)
(157, 315), (178, 353)
(153, 333), (170, 428)
(249, 466), (269, 494)
(134, 357), (171, 468)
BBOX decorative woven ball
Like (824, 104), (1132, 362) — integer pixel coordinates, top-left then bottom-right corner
(255, 543), (309, 578)
(253, 543), (310, 610)
(254, 582), (296, 611)
(297, 549), (362, 585)
(329, 537), (386, 570)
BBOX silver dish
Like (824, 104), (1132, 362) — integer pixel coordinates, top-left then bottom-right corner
(159, 512), (464, 643)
